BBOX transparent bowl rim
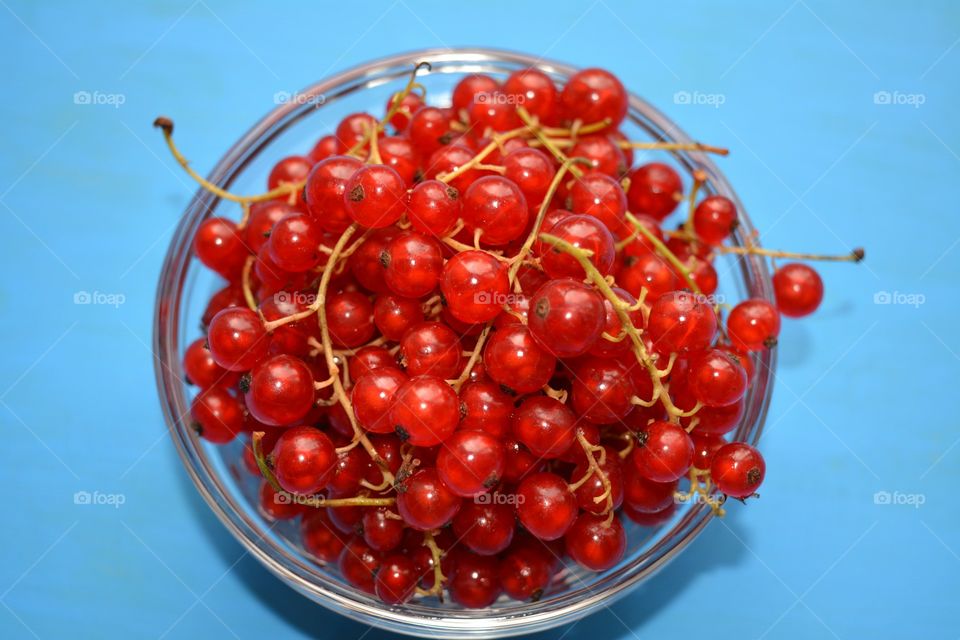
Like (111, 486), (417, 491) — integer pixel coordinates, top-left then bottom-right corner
(153, 46), (776, 638)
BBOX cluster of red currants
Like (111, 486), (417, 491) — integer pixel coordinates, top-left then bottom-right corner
(163, 61), (860, 608)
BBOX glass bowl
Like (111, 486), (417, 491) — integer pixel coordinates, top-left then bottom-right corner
(154, 47), (776, 638)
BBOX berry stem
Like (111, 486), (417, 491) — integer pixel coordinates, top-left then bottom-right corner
(241, 255), (258, 311)
(347, 62), (431, 157)
(415, 531), (447, 601)
(449, 325), (491, 392)
(716, 245), (865, 262)
(153, 117), (303, 204)
(625, 212), (701, 295)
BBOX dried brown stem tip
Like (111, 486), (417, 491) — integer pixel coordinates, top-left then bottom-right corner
(852, 248), (865, 262)
(153, 116), (173, 134)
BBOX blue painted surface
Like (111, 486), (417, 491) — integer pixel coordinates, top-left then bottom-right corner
(1, 1), (958, 638)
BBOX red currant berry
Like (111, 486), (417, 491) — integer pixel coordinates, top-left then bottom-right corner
(565, 512), (626, 571)
(511, 395), (576, 459)
(448, 550), (502, 608)
(259, 481), (304, 520)
(710, 442), (765, 497)
(348, 345), (396, 380)
(462, 176), (529, 246)
(498, 537), (555, 601)
(386, 91), (423, 131)
(437, 429), (505, 497)
(539, 214), (615, 279)
(301, 510), (347, 562)
(183, 338), (235, 389)
(325, 291), (375, 348)
(389, 375), (460, 446)
(516, 472), (578, 541)
(619, 252), (678, 301)
(727, 298), (781, 351)
(627, 163), (682, 220)
(503, 147), (556, 205)
(407, 179), (461, 237)
(268, 213), (323, 272)
(569, 172), (628, 236)
(352, 366), (407, 434)
(400, 321), (462, 379)
(453, 500), (515, 555)
(646, 290), (718, 354)
(190, 386), (244, 443)
(441, 250), (510, 324)
(689, 348), (748, 407)
(691, 433), (727, 471)
(305, 155), (363, 233)
(245, 354), (315, 426)
(339, 538), (382, 593)
(773, 263), (824, 318)
(503, 68), (558, 122)
(483, 325), (557, 395)
(194, 217), (247, 280)
(382, 231), (443, 298)
(207, 307), (268, 372)
(693, 195), (737, 244)
(452, 74), (499, 114)
(623, 471), (677, 513)
(570, 356), (638, 424)
(362, 507), (406, 553)
(270, 425), (336, 495)
(569, 135), (627, 178)
(632, 421), (694, 482)
(560, 68), (628, 130)
(528, 279), (606, 357)
(407, 106), (453, 157)
(458, 381), (513, 438)
(344, 164), (407, 229)
(335, 112), (378, 153)
(396, 467), (462, 530)
(375, 555), (419, 604)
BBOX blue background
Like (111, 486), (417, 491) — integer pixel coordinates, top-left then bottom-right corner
(1, 1), (958, 638)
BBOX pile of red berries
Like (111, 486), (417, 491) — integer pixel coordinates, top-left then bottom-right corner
(163, 62), (861, 608)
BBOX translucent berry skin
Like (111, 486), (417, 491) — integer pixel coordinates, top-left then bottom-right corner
(389, 376), (460, 446)
(565, 512), (626, 571)
(589, 287), (642, 359)
(349, 227), (397, 295)
(452, 74), (499, 113)
(267, 213), (323, 273)
(453, 500), (515, 555)
(711, 442), (765, 497)
(375, 555), (419, 605)
(362, 507), (406, 552)
(568, 172), (628, 236)
(512, 395), (577, 459)
(268, 155), (312, 197)
(498, 538), (554, 601)
(325, 291), (375, 348)
(539, 214), (616, 280)
(623, 472), (678, 513)
(441, 250), (510, 324)
(516, 472), (578, 541)
(344, 164), (407, 229)
(400, 321), (462, 379)
(773, 262), (824, 318)
(351, 367), (407, 434)
(207, 307), (269, 372)
(243, 201), (293, 255)
(503, 68), (558, 122)
(459, 381), (513, 438)
(483, 325), (557, 395)
(373, 294), (423, 342)
(270, 426), (336, 495)
(339, 538), (382, 593)
(560, 68), (628, 130)
(348, 346), (396, 380)
(727, 298), (781, 351)
(436, 429), (505, 497)
(301, 510), (347, 562)
(379, 135), (419, 186)
(503, 147), (556, 205)
(305, 155), (363, 233)
(183, 338), (235, 389)
(689, 348), (748, 407)
(626, 162), (683, 220)
(646, 290), (718, 354)
(407, 106), (453, 157)
(570, 356), (637, 424)
(619, 253), (678, 302)
(396, 467), (462, 531)
(570, 135), (627, 178)
(448, 550), (502, 609)
(691, 433), (727, 471)
(693, 195), (737, 245)
(193, 217), (247, 280)
(462, 176), (529, 246)
(308, 135), (338, 163)
(502, 439), (544, 485)
(190, 386), (244, 444)
(383, 231), (443, 298)
(386, 90), (423, 131)
(528, 279), (606, 358)
(572, 446), (624, 514)
(407, 179), (461, 237)
(244, 354), (315, 427)
(632, 421), (695, 482)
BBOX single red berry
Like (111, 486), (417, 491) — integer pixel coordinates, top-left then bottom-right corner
(194, 217), (247, 280)
(458, 381), (513, 438)
(245, 354), (315, 426)
(572, 446), (624, 514)
(632, 421), (694, 482)
(498, 537), (555, 601)
(305, 155), (363, 233)
(373, 294), (424, 341)
(268, 213), (323, 272)
(693, 195), (737, 244)
(691, 433), (727, 471)
(462, 176), (529, 246)
(646, 290), (718, 354)
(396, 467), (462, 530)
(512, 395), (577, 459)
(711, 442), (765, 497)
(385, 91), (423, 131)
(452, 74), (500, 114)
(259, 481), (305, 520)
(352, 367), (407, 434)
(339, 538), (382, 593)
(207, 307), (268, 372)
(399, 321), (462, 379)
(190, 386), (244, 443)
(378, 135), (419, 185)
(349, 226), (398, 295)
(503, 147), (556, 205)
(569, 172), (628, 236)
(301, 510), (347, 562)
(516, 472), (578, 541)
(623, 470), (678, 513)
(344, 164), (407, 229)
(483, 325), (557, 395)
(689, 348), (748, 407)
(570, 356), (638, 424)
(270, 425), (336, 495)
(362, 507), (406, 552)
(382, 231), (444, 298)
(453, 500), (515, 555)
(183, 338), (235, 389)
(389, 376), (460, 446)
(528, 279), (606, 357)
(560, 68), (628, 130)
(728, 298), (781, 351)
(267, 155), (312, 198)
(437, 429), (505, 497)
(448, 550), (502, 608)
(539, 214), (616, 280)
(441, 250), (510, 324)
(335, 112), (378, 153)
(348, 345), (396, 380)
(503, 68), (558, 122)
(407, 179), (461, 237)
(565, 512), (626, 571)
(308, 135), (338, 163)
(375, 555), (419, 605)
(325, 291), (375, 348)
(569, 135), (627, 178)
(773, 263), (824, 318)
(619, 252), (678, 302)
(407, 106), (453, 157)
(627, 163), (682, 220)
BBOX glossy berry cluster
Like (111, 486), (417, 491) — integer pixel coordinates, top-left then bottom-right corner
(164, 61), (861, 609)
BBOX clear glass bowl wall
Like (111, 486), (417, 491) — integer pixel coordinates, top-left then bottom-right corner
(154, 48), (776, 638)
